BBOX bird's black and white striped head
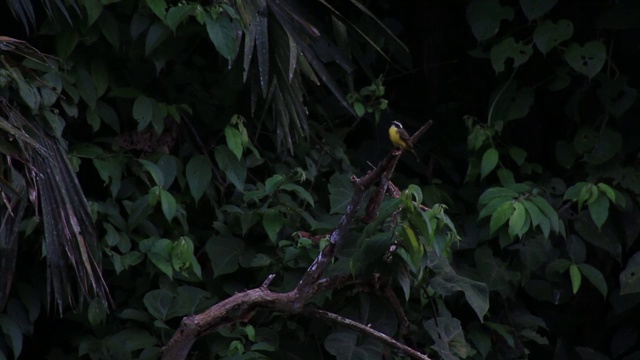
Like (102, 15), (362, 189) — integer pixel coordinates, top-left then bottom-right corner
(391, 121), (403, 129)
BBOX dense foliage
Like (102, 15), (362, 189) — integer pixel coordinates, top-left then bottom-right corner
(1, 0), (640, 359)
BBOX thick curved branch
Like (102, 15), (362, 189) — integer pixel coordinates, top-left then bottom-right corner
(161, 121), (434, 359)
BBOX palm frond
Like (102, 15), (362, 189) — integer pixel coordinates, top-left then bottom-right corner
(4, 0), (78, 33)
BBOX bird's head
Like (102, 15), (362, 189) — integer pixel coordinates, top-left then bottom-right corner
(391, 120), (403, 129)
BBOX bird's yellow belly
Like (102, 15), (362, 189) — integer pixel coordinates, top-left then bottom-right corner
(389, 127), (408, 148)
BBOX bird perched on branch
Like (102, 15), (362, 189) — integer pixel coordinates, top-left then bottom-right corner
(388, 120), (418, 159)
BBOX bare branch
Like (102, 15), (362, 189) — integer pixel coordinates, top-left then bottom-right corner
(307, 309), (432, 360)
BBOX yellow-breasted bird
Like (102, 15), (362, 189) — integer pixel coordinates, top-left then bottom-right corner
(389, 120), (419, 159)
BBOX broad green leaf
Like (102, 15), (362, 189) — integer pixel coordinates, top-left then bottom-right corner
(508, 147), (527, 165)
(96, 100), (119, 132)
(98, 10), (120, 49)
(584, 128), (622, 165)
(157, 155), (178, 189)
(478, 187), (519, 205)
(620, 252), (640, 295)
(597, 183), (616, 203)
(588, 193), (609, 230)
(578, 263), (607, 298)
(466, 0), (515, 41)
(533, 19), (573, 54)
(522, 200), (550, 237)
(138, 159), (164, 187)
(508, 201), (527, 237)
(205, 13), (241, 61)
(490, 201), (515, 235)
(490, 37), (533, 73)
(597, 76), (638, 118)
(264, 174), (285, 193)
(263, 209), (284, 243)
(88, 298), (107, 327)
(143, 289), (175, 321)
(166, 5), (195, 31)
(281, 183), (315, 206)
(145, 22), (171, 56)
(55, 29), (78, 59)
(214, 146), (246, 190)
(83, 0), (104, 26)
(76, 68), (98, 108)
(160, 189), (176, 221)
(146, 0), (167, 20)
(555, 140), (577, 168)
(225, 126), (244, 160)
(480, 148), (499, 179)
(186, 155), (212, 203)
(0, 315), (23, 358)
(569, 264), (581, 294)
(430, 272), (490, 320)
(329, 173), (353, 214)
(478, 196), (516, 220)
(519, 0), (558, 20)
(171, 237), (194, 271)
(530, 196), (560, 234)
(133, 95), (154, 130)
(564, 41), (606, 79)
(564, 182), (589, 201)
(206, 235), (245, 277)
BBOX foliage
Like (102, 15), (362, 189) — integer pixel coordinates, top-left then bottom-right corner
(0, 0), (640, 359)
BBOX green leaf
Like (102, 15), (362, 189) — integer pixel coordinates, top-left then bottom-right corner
(214, 146), (246, 190)
(0, 315), (23, 358)
(329, 173), (353, 214)
(262, 209), (284, 243)
(146, 0), (167, 20)
(569, 264), (581, 294)
(171, 237), (194, 271)
(584, 128), (623, 165)
(466, 0), (515, 41)
(88, 298), (107, 327)
(98, 10), (120, 49)
(430, 272), (490, 320)
(621, 252), (640, 295)
(225, 126), (244, 160)
(16, 78), (40, 110)
(204, 13), (241, 61)
(160, 189), (176, 222)
(186, 155), (212, 203)
(145, 22), (171, 56)
(281, 183), (315, 206)
(508, 147), (527, 165)
(597, 76), (638, 118)
(83, 0), (103, 26)
(555, 140), (577, 168)
(490, 201), (515, 235)
(578, 263), (607, 298)
(597, 183), (616, 203)
(143, 289), (175, 321)
(76, 68), (98, 108)
(206, 235), (245, 277)
(133, 95), (154, 130)
(588, 193), (609, 230)
(490, 37), (533, 73)
(519, 0), (558, 20)
(480, 148), (499, 179)
(479, 196), (516, 220)
(55, 29), (78, 59)
(478, 187), (519, 205)
(564, 41), (607, 79)
(166, 5), (195, 31)
(522, 200), (550, 238)
(530, 196), (560, 234)
(533, 19), (573, 54)
(508, 201), (527, 237)
(138, 159), (164, 187)
(157, 155), (177, 189)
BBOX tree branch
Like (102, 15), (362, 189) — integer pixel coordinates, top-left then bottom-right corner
(306, 309), (432, 360)
(161, 121), (435, 359)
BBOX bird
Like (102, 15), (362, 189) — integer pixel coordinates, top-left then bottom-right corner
(389, 120), (419, 159)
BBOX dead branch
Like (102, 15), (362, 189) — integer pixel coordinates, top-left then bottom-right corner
(161, 121), (435, 360)
(306, 309), (431, 360)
